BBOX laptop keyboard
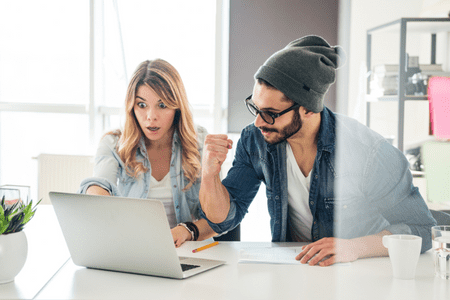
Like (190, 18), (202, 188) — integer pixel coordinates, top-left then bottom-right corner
(181, 264), (200, 272)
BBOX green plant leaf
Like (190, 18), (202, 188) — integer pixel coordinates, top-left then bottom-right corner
(22, 199), (41, 225)
(22, 202), (32, 224)
(0, 216), (8, 234)
(0, 198), (42, 235)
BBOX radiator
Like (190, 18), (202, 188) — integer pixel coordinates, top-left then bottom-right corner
(36, 154), (94, 205)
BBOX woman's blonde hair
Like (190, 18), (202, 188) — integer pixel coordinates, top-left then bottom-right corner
(114, 59), (201, 190)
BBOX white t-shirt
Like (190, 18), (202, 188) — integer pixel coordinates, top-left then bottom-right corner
(286, 143), (313, 242)
(148, 172), (177, 229)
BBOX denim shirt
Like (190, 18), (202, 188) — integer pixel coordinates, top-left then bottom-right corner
(202, 107), (435, 252)
(79, 125), (207, 224)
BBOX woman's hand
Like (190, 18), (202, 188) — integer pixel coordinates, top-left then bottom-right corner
(171, 225), (192, 248)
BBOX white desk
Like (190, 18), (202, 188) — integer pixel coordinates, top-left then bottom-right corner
(2, 207), (449, 300)
(36, 245), (449, 300)
(0, 206), (70, 299)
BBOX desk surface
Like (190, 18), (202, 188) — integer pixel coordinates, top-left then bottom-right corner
(35, 243), (449, 300)
(0, 205), (70, 300)
(2, 206), (449, 300)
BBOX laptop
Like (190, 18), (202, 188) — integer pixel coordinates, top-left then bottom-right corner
(49, 192), (226, 279)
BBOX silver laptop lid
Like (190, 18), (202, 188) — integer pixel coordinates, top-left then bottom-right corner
(50, 192), (184, 278)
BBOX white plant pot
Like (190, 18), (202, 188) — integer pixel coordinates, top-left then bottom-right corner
(0, 231), (28, 284)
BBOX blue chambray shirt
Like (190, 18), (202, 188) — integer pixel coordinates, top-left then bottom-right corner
(79, 125), (207, 224)
(201, 107), (435, 253)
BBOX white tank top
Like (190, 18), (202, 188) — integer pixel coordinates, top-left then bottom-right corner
(148, 172), (177, 228)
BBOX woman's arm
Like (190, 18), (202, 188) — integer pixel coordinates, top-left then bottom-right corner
(86, 185), (111, 196)
(172, 218), (217, 248)
(78, 134), (122, 196)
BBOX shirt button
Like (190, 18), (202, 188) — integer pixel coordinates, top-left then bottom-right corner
(275, 196), (279, 199)
(173, 185), (177, 188)
(315, 175), (318, 179)
(310, 201), (314, 205)
(343, 205), (348, 209)
(176, 205), (179, 209)
(171, 164), (174, 166)
(314, 221), (316, 225)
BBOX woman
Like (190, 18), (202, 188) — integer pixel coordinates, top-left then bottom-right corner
(79, 59), (216, 247)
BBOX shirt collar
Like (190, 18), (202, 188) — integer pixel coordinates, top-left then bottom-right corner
(316, 106), (336, 153)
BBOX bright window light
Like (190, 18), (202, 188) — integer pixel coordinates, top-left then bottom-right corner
(0, 0), (217, 201)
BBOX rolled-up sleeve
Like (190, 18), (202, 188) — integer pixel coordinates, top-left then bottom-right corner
(365, 140), (436, 253)
(78, 134), (123, 196)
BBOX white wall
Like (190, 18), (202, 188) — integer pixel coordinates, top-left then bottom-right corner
(347, 0), (423, 122)
(227, 0), (339, 133)
(345, 0), (450, 149)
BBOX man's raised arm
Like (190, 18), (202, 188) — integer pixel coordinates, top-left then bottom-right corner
(199, 134), (233, 223)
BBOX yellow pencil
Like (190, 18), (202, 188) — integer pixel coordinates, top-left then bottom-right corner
(192, 241), (219, 253)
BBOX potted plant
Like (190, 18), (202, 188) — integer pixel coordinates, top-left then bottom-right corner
(0, 196), (41, 284)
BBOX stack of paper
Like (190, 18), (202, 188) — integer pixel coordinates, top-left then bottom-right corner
(238, 247), (301, 264)
(370, 64), (449, 97)
(370, 64), (399, 96)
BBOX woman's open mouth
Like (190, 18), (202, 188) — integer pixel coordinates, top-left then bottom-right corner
(147, 127), (160, 132)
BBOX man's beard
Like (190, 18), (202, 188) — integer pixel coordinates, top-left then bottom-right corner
(259, 109), (302, 145)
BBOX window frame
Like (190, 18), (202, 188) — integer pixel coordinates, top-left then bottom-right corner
(0, 0), (229, 185)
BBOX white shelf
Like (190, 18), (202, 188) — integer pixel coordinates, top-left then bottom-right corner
(366, 18), (450, 152)
(367, 18), (450, 34)
(366, 95), (428, 102)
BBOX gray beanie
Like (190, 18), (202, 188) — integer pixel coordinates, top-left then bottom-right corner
(254, 35), (345, 113)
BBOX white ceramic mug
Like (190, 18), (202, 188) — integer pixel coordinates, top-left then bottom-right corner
(382, 234), (422, 280)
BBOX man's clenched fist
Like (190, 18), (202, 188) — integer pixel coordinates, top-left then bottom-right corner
(202, 134), (233, 179)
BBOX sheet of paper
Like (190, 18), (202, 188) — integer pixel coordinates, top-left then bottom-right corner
(238, 247), (301, 264)
(238, 247), (352, 266)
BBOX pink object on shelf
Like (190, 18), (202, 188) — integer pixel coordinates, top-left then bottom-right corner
(428, 76), (450, 139)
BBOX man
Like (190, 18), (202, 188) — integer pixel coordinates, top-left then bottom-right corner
(199, 35), (436, 266)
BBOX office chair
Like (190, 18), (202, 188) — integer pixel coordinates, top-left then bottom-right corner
(430, 209), (450, 226)
(213, 224), (241, 241)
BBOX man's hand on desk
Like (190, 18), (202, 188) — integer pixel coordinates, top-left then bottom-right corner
(295, 237), (359, 266)
(295, 231), (391, 266)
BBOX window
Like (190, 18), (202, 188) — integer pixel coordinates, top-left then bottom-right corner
(0, 0), (220, 201)
(0, 1), (90, 105)
(100, 0), (217, 111)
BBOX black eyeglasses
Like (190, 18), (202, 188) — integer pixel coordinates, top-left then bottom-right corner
(244, 94), (300, 125)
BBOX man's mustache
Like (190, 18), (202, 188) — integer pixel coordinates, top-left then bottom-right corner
(259, 127), (278, 133)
